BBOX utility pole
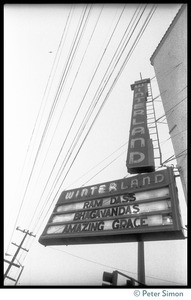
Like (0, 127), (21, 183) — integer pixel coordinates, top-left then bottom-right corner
(15, 266), (24, 286)
(4, 227), (35, 282)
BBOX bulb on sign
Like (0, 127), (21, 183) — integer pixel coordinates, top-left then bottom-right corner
(135, 187), (169, 201)
(46, 225), (64, 234)
(147, 214), (173, 226)
(52, 213), (75, 223)
(147, 215), (162, 226)
(139, 200), (171, 213)
(57, 202), (83, 212)
(163, 215), (173, 225)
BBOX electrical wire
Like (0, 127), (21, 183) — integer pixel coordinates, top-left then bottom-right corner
(14, 242), (185, 286)
(5, 4), (89, 254)
(155, 95), (187, 123)
(31, 5), (157, 239)
(151, 90), (167, 102)
(28, 4), (131, 233)
(26, 5), (75, 154)
(43, 4), (144, 200)
(7, 142), (127, 282)
(5, 6), (74, 253)
(146, 85), (187, 126)
(51, 4), (128, 173)
(161, 149), (187, 165)
(13, 134), (187, 284)
(17, 5), (74, 183)
(24, 7), (125, 234)
(45, 5), (91, 124)
(100, 4), (157, 109)
(81, 149), (127, 186)
(150, 62), (183, 81)
(70, 4), (145, 150)
(123, 5), (158, 63)
(15, 6), (90, 233)
(160, 128), (187, 146)
(33, 5), (90, 154)
(27, 5), (105, 211)
(26, 5), (154, 237)
(66, 5), (157, 176)
(65, 141), (128, 189)
(30, 6), (144, 236)
(22, 9), (166, 270)
(48, 246), (185, 285)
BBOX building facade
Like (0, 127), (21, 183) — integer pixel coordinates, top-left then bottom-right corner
(150, 4), (187, 202)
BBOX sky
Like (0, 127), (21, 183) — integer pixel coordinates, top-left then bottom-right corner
(4, 2), (187, 294)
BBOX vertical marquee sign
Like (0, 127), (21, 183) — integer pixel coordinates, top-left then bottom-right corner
(39, 167), (184, 246)
(126, 78), (155, 174)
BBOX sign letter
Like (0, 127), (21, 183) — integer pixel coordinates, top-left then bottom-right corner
(129, 152), (145, 164)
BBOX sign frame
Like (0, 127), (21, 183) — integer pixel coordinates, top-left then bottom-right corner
(39, 167), (184, 246)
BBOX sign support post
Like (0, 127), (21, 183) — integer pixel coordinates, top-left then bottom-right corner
(138, 241), (145, 284)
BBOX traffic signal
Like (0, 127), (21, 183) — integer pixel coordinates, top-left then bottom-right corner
(126, 278), (135, 287)
(102, 271), (118, 286)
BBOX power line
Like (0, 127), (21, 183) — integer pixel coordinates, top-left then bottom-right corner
(98, 4), (157, 113)
(65, 141), (128, 189)
(25, 5), (126, 234)
(29, 5), (131, 233)
(40, 8), (156, 238)
(48, 4), (145, 190)
(17, 5), (74, 182)
(155, 95), (187, 123)
(73, 4), (145, 144)
(19, 8), (159, 267)
(21, 5), (92, 230)
(5, 4), (89, 254)
(48, 247), (185, 285)
(29, 5), (155, 237)
(31, 5), (147, 236)
(27, 142), (128, 235)
(160, 128), (187, 146)
(161, 149), (187, 165)
(124, 4), (158, 62)
(47, 6), (92, 122)
(145, 85), (187, 127)
(150, 62), (183, 81)
(5, 6), (74, 253)
(26, 5), (105, 219)
(53, 4), (128, 167)
(81, 149), (127, 186)
(47, 5), (91, 121)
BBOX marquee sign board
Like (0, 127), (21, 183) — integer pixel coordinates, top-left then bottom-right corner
(39, 167), (184, 246)
(126, 78), (155, 174)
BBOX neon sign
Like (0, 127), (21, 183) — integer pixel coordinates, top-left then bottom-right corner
(126, 78), (155, 174)
(39, 167), (184, 246)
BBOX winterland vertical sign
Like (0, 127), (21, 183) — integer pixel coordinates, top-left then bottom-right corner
(126, 78), (155, 174)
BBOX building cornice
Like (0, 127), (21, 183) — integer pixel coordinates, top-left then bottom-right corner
(150, 4), (187, 66)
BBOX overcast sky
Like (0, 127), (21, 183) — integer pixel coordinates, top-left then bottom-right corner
(4, 3), (187, 296)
